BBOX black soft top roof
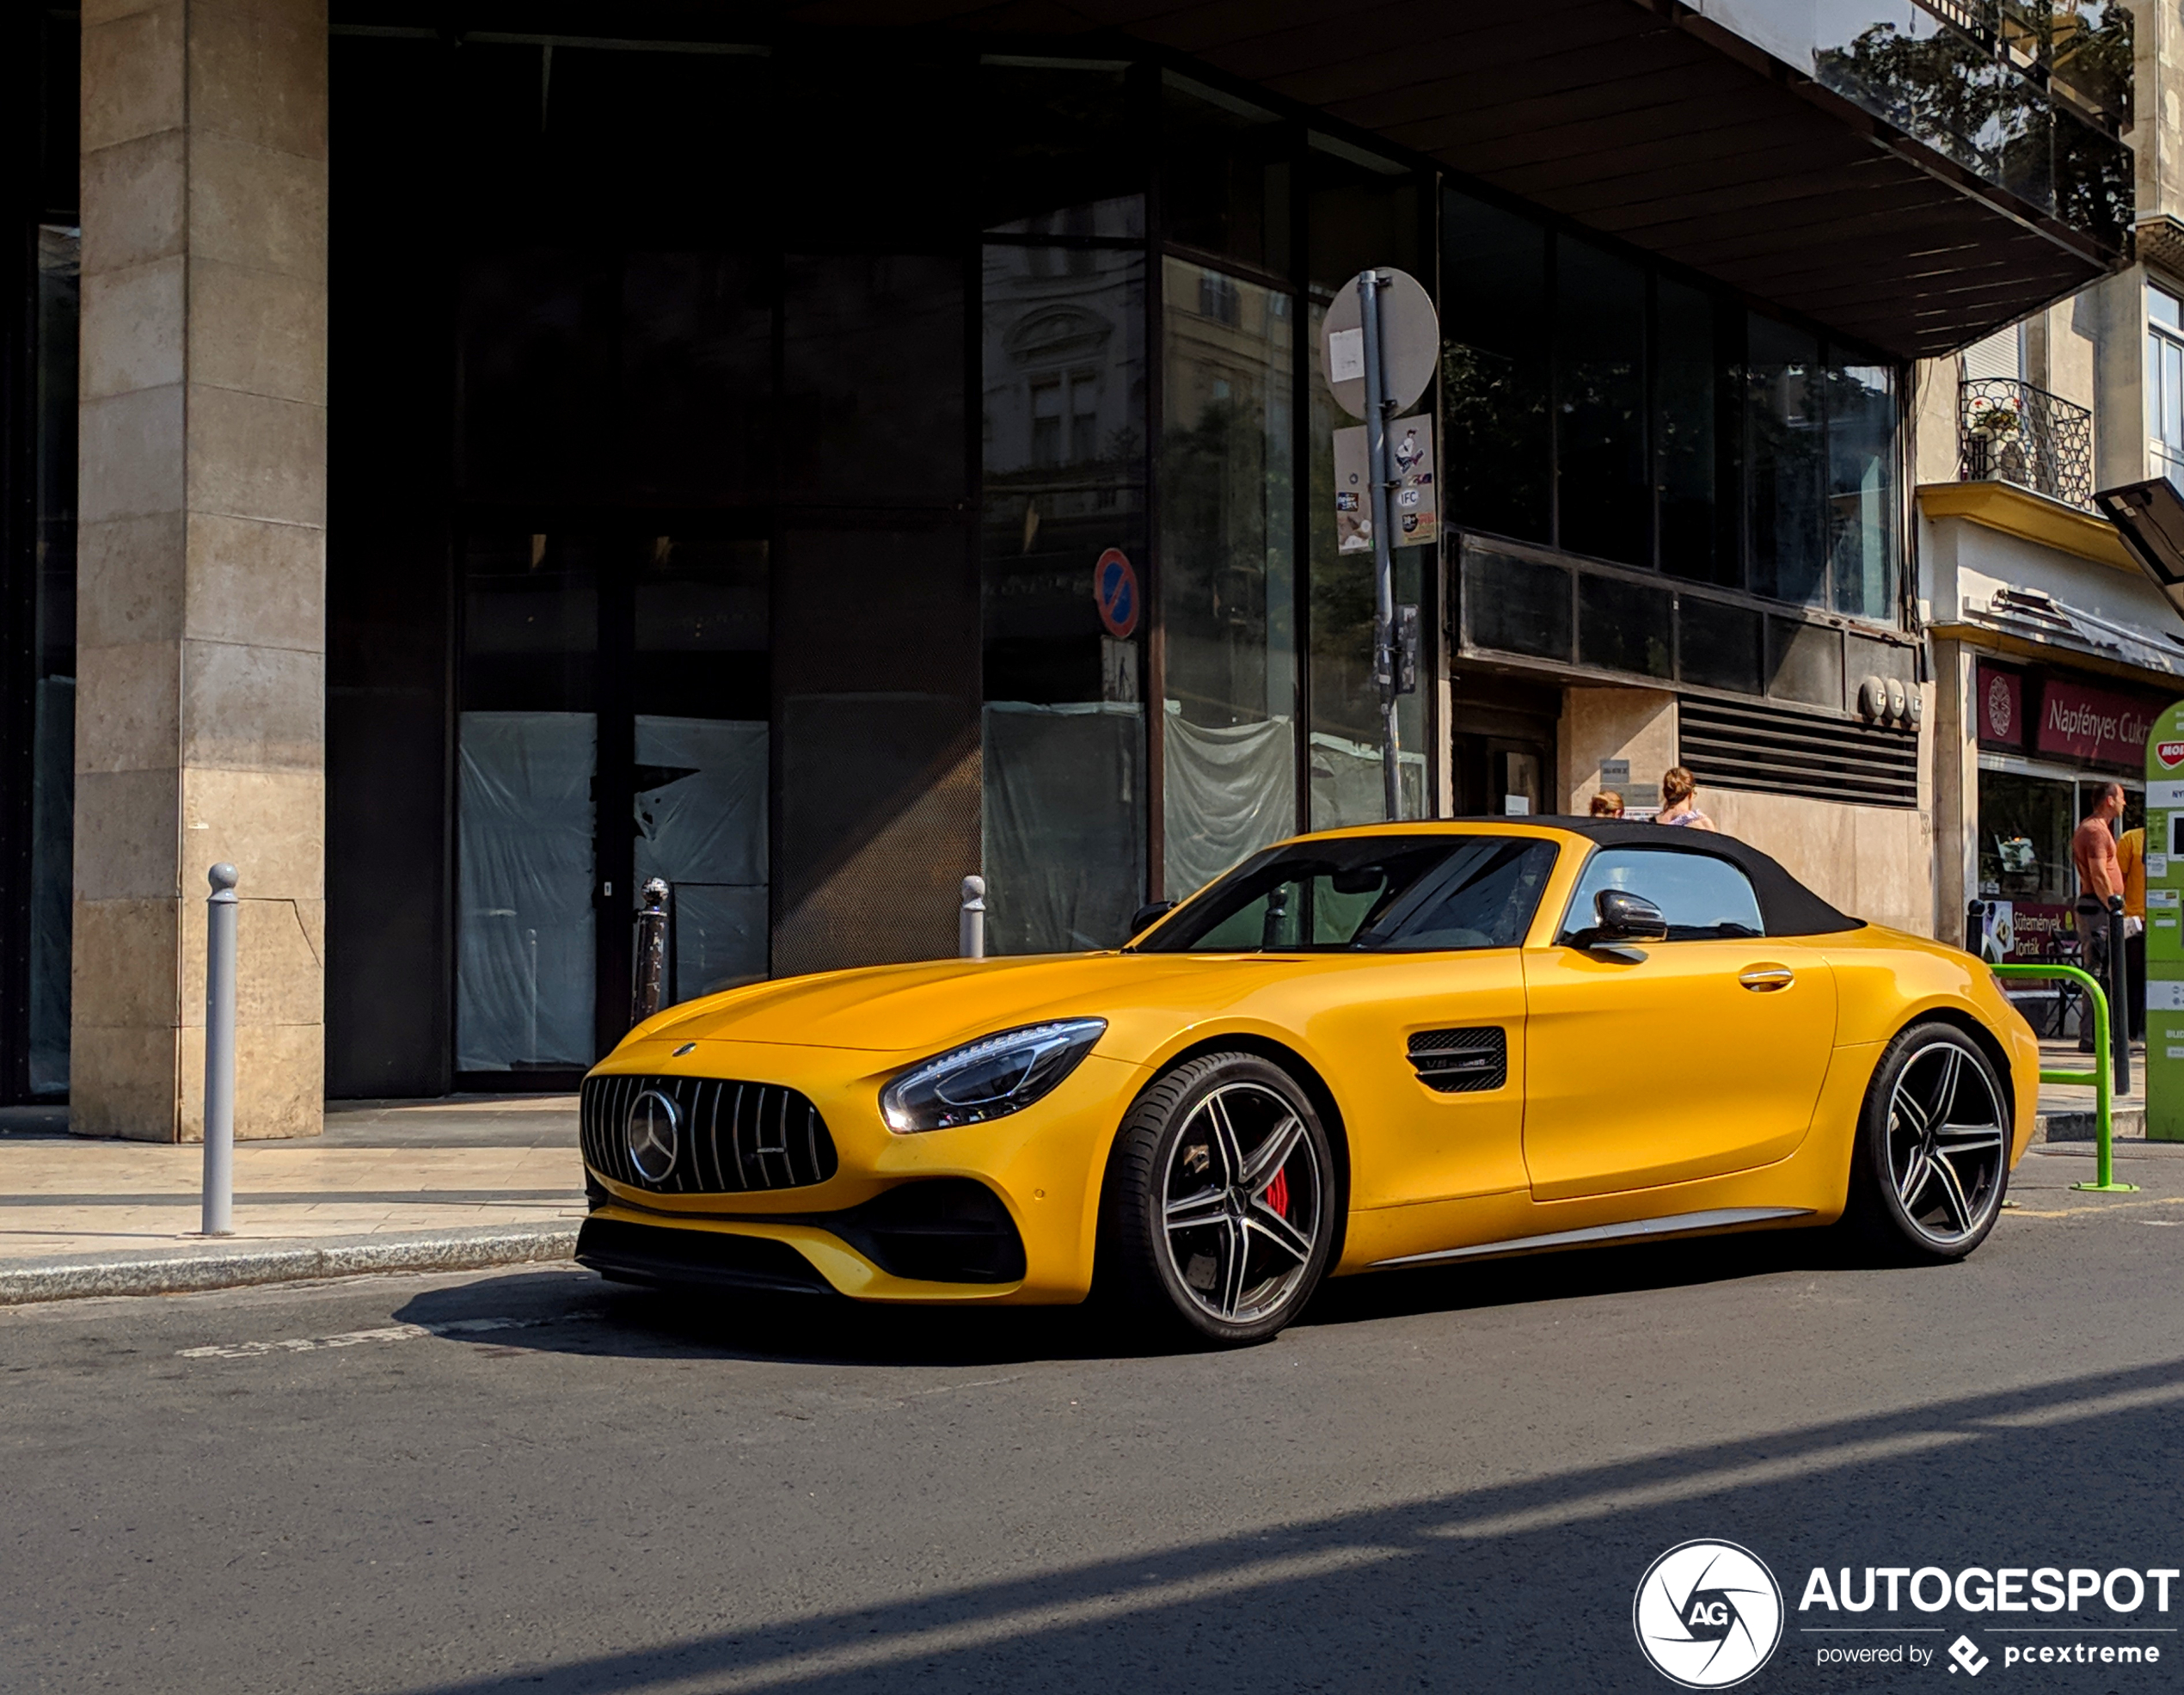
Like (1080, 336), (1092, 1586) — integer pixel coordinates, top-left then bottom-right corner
(1519, 816), (1865, 937)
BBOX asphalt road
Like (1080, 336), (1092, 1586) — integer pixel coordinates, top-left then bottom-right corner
(6, 1145), (2184, 1695)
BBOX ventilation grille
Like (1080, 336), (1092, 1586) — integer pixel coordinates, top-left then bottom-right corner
(581, 1073), (837, 1195)
(1678, 696), (1918, 810)
(1408, 1027), (1508, 1093)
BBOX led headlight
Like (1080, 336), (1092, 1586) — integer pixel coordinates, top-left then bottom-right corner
(880, 1018), (1107, 1133)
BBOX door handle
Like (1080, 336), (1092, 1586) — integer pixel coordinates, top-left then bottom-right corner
(1739, 966), (1794, 992)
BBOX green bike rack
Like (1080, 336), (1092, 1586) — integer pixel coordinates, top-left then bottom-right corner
(1992, 963), (2138, 1194)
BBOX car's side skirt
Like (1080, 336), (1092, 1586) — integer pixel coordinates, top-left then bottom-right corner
(1369, 1207), (1814, 1268)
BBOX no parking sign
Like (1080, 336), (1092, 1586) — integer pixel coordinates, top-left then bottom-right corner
(1094, 548), (1139, 639)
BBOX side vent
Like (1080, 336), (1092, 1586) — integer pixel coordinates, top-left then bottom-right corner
(1408, 1027), (1508, 1093)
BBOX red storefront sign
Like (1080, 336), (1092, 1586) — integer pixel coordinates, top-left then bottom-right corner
(2035, 679), (2158, 767)
(1976, 663), (2021, 746)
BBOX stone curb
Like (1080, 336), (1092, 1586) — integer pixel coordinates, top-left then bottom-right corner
(2035, 1107), (2147, 1144)
(0, 1222), (580, 1305)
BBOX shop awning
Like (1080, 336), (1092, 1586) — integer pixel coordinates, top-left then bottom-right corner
(1954, 581), (2184, 682)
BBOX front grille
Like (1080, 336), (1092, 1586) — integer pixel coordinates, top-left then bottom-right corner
(1408, 1027), (1508, 1093)
(581, 1073), (838, 1196)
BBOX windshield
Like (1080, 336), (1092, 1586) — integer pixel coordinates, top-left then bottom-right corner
(1135, 834), (1560, 954)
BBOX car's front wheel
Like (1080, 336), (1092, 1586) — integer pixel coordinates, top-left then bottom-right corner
(1098, 1052), (1336, 1348)
(1845, 1022), (2011, 1262)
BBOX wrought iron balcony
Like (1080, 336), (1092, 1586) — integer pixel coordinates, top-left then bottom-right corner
(1958, 377), (2093, 508)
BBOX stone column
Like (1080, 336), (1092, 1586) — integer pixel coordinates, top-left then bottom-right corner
(73, 0), (326, 1139)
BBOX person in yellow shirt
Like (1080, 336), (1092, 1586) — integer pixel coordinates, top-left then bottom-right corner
(2118, 823), (2146, 1041)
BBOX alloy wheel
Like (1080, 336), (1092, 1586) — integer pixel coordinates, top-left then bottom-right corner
(1159, 1082), (1324, 1323)
(1884, 1041), (2006, 1249)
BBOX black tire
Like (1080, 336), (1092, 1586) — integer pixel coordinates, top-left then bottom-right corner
(1097, 1052), (1338, 1348)
(1844, 1022), (2011, 1263)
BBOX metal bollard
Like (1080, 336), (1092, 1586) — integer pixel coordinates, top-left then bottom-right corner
(960, 875), (986, 960)
(1966, 899), (1985, 957)
(2110, 894), (2132, 1096)
(201, 863), (237, 1237)
(632, 876), (671, 1028)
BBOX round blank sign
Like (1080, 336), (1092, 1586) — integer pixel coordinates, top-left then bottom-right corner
(1319, 267), (1439, 420)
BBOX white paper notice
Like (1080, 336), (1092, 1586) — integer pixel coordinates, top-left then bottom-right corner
(1328, 326), (1365, 384)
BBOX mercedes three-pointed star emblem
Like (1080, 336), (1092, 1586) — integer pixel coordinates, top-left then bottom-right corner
(624, 1089), (681, 1182)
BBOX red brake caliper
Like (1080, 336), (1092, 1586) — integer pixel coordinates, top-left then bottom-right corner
(1265, 1167), (1290, 1219)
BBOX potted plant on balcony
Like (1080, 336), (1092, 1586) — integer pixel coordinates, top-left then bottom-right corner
(1966, 398), (2022, 482)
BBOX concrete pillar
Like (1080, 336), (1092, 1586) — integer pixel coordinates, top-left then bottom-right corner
(72, 0), (326, 1140)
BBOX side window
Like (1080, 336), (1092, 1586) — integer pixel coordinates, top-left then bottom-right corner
(1561, 848), (1764, 942)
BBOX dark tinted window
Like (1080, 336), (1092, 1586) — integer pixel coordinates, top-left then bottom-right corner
(1139, 834), (1557, 954)
(1561, 848), (1764, 942)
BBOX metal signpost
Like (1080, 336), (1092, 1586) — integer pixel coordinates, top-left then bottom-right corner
(2144, 702), (2184, 1141)
(1322, 268), (1439, 819)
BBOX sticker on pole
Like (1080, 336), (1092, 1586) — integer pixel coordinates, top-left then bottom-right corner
(1094, 549), (1139, 639)
(1333, 416), (1437, 552)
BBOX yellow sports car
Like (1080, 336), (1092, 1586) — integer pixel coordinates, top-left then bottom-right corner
(575, 820), (2038, 1346)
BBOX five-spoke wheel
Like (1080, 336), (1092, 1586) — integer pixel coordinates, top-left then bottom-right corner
(1849, 1023), (2010, 1261)
(1100, 1053), (1335, 1346)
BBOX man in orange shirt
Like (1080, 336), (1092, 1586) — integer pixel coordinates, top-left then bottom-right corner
(2118, 820), (2146, 1041)
(2071, 783), (2126, 1050)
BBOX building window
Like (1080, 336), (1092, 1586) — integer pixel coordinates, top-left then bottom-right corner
(1439, 188), (1904, 625)
(980, 243), (1149, 953)
(1160, 256), (1298, 900)
(2150, 282), (2184, 485)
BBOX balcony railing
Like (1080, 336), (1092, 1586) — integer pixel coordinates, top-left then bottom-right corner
(1959, 377), (2093, 508)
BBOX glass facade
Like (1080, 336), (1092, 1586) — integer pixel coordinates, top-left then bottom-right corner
(0, 23), (1928, 1096)
(1159, 256), (1297, 898)
(1441, 186), (1905, 627)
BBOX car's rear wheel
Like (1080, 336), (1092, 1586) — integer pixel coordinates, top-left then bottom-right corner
(1099, 1053), (1335, 1348)
(1845, 1022), (2010, 1262)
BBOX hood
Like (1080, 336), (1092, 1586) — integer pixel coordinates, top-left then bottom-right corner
(633, 951), (1239, 1056)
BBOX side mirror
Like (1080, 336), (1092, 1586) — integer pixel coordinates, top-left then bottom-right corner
(1127, 900), (1175, 941)
(1594, 889), (1668, 944)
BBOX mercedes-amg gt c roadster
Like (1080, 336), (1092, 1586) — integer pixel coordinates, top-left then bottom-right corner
(575, 819), (2038, 1346)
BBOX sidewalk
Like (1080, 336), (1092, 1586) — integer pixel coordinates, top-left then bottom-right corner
(2033, 1037), (2150, 1142)
(0, 1096), (586, 1304)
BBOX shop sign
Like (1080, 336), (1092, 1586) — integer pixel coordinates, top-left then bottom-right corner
(2035, 678), (2157, 767)
(1975, 663), (2021, 746)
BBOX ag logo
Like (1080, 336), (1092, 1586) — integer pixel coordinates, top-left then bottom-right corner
(2158, 739), (2184, 769)
(1633, 1540), (1783, 1688)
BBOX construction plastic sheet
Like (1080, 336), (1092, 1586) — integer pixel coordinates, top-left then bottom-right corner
(1162, 709), (1297, 900)
(456, 711), (596, 1072)
(982, 703), (1145, 954)
(632, 715), (770, 998)
(1309, 729), (1428, 831)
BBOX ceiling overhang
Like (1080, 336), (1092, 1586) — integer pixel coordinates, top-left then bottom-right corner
(788, 0), (2128, 360)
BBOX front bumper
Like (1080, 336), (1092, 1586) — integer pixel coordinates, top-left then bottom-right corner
(578, 1038), (1150, 1305)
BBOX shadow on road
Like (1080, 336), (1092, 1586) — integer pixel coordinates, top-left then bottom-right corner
(396, 1225), (1878, 1370)
(352, 1348), (2184, 1695)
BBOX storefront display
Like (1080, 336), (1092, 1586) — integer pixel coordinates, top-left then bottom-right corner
(1974, 662), (2150, 963)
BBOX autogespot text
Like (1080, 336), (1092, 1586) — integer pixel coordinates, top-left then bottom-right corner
(1801, 1565), (2176, 1677)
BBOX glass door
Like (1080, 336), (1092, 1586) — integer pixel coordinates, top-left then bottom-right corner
(455, 531), (770, 1085)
